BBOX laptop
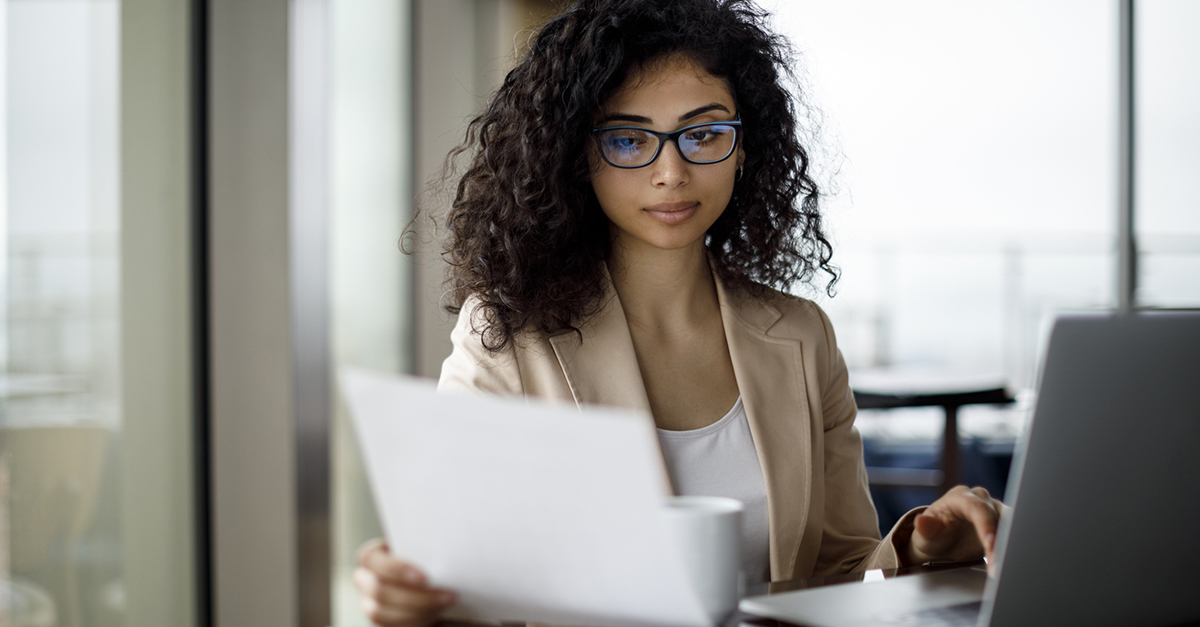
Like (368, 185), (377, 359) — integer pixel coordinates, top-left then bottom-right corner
(739, 312), (1200, 627)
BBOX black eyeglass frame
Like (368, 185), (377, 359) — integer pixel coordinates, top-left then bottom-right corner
(590, 117), (743, 169)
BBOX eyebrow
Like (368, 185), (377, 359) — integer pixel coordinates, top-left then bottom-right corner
(598, 103), (732, 126)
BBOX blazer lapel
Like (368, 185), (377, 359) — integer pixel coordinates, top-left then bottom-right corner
(548, 268), (815, 580)
(715, 278), (815, 582)
(547, 286), (653, 415)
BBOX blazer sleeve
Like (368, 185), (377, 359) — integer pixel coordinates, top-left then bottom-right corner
(810, 303), (925, 575)
(436, 297), (525, 396)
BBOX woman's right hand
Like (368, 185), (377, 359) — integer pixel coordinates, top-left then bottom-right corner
(354, 538), (457, 627)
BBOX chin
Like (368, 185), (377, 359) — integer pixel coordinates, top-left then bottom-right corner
(641, 231), (710, 252)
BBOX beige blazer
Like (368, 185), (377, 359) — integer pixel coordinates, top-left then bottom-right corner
(437, 273), (914, 582)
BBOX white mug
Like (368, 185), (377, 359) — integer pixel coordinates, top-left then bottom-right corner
(661, 495), (744, 623)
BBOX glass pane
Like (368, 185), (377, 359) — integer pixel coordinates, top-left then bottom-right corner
(770, 1), (1116, 528)
(1135, 0), (1200, 308)
(771, 0), (1117, 391)
(3, 1), (195, 626)
(3, 1), (123, 626)
(330, 0), (411, 624)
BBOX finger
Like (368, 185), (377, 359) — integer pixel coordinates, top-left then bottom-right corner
(360, 595), (447, 627)
(914, 510), (947, 541)
(925, 486), (977, 522)
(946, 484), (972, 498)
(959, 496), (1000, 560)
(985, 501), (1011, 572)
(933, 487), (997, 533)
(360, 546), (427, 587)
(354, 568), (455, 614)
(355, 533), (384, 564)
(916, 488), (998, 559)
(910, 513), (950, 561)
(360, 595), (406, 627)
(357, 537), (388, 565)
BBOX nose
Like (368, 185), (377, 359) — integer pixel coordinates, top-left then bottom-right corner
(650, 139), (690, 188)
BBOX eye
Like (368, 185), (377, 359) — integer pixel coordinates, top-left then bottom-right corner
(684, 125), (731, 144)
(600, 129), (653, 152)
(606, 136), (644, 149)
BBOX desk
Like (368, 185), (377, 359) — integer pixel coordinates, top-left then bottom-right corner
(850, 368), (1013, 495)
(436, 562), (989, 627)
(765, 559), (986, 595)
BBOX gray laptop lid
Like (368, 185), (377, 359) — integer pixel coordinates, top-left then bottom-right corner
(984, 312), (1200, 627)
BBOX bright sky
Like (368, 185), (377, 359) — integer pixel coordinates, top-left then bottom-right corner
(761, 0), (1120, 246)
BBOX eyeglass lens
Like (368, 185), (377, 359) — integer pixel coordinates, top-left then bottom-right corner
(597, 123), (738, 167)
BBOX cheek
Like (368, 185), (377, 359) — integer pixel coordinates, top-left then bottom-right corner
(589, 166), (630, 218)
(707, 164), (738, 202)
(587, 152), (613, 206)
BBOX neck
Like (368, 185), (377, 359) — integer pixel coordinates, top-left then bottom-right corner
(606, 237), (718, 333)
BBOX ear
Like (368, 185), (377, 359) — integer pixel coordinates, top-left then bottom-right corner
(736, 146), (746, 168)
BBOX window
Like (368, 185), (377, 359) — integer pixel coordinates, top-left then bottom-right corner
(2, 1), (196, 626)
(1135, 0), (1200, 308)
(772, 0), (1117, 390)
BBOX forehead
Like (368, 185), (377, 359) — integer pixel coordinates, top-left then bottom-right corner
(603, 55), (735, 116)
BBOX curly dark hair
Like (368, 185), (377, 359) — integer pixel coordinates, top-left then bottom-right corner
(441, 0), (836, 352)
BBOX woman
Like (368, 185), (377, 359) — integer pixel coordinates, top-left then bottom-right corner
(355, 1), (1003, 625)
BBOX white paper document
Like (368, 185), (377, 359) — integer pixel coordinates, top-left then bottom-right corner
(341, 369), (714, 627)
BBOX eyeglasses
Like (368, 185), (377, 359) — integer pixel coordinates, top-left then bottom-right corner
(591, 118), (742, 169)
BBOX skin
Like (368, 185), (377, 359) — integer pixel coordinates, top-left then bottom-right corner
(590, 54), (743, 432)
(353, 539), (455, 627)
(353, 54), (1006, 627)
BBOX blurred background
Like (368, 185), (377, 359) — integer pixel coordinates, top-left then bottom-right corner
(0, 1), (1195, 626)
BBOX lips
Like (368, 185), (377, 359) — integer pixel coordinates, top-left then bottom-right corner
(644, 201), (699, 225)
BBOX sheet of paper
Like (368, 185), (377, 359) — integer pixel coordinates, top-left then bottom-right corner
(341, 369), (714, 627)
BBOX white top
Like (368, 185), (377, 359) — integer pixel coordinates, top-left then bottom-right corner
(656, 397), (771, 586)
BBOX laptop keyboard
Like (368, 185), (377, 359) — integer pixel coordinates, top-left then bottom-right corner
(876, 600), (982, 626)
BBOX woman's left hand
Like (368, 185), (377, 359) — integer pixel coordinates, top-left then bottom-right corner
(903, 485), (1009, 568)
